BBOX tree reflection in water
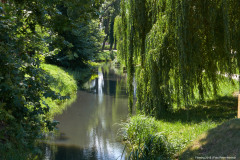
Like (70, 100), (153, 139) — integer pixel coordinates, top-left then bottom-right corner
(43, 63), (130, 160)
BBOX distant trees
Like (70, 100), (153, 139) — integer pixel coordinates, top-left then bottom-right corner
(115, 0), (240, 117)
(100, 0), (120, 51)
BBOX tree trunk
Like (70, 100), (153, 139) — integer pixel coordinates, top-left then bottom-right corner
(109, 43), (113, 51)
(101, 35), (108, 51)
(114, 38), (117, 50)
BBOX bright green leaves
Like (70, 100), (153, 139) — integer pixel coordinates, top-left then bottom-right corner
(116, 0), (240, 117)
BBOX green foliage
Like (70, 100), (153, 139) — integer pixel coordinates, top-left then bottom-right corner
(94, 50), (117, 62)
(103, 44), (111, 50)
(64, 66), (94, 85)
(110, 50), (116, 60)
(120, 115), (174, 159)
(128, 134), (173, 160)
(121, 114), (218, 159)
(0, 0), (104, 158)
(115, 0), (240, 117)
(121, 115), (161, 144)
(0, 2), (57, 158)
(46, 19), (104, 68)
(114, 15), (125, 63)
(121, 82), (238, 159)
(109, 19), (115, 49)
(100, 0), (120, 50)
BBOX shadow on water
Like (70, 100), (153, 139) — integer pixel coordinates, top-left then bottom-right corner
(158, 96), (237, 124)
(42, 143), (124, 160)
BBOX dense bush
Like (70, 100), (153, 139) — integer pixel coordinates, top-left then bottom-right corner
(120, 115), (174, 159)
(128, 134), (173, 160)
(121, 115), (160, 144)
(0, 22), (57, 160)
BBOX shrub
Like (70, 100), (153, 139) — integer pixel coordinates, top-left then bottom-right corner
(121, 115), (160, 144)
(128, 134), (173, 160)
(120, 115), (174, 159)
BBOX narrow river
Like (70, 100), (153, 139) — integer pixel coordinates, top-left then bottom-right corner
(44, 63), (129, 160)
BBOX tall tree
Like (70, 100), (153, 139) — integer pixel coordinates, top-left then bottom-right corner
(115, 0), (240, 117)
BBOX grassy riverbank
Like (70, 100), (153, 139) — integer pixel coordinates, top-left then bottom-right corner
(41, 59), (110, 116)
(41, 63), (78, 117)
(121, 77), (239, 159)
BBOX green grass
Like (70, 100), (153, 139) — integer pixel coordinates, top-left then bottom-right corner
(180, 119), (240, 159)
(41, 63), (78, 117)
(64, 67), (94, 85)
(121, 115), (219, 158)
(121, 77), (239, 159)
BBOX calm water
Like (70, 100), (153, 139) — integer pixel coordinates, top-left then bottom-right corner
(44, 63), (129, 160)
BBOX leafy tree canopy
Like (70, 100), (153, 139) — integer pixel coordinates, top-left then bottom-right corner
(0, 0), (104, 158)
(115, 0), (240, 117)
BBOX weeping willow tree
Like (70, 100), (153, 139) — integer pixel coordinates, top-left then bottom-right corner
(115, 0), (240, 117)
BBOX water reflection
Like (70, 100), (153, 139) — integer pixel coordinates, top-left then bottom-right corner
(83, 64), (128, 98)
(43, 63), (129, 160)
(98, 68), (104, 103)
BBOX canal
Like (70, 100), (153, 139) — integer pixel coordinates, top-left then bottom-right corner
(44, 63), (129, 160)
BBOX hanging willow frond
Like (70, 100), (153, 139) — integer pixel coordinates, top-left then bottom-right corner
(114, 0), (240, 117)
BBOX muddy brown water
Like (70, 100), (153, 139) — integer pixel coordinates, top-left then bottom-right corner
(43, 63), (130, 160)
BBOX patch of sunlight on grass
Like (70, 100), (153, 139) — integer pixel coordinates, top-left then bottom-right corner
(40, 63), (77, 117)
